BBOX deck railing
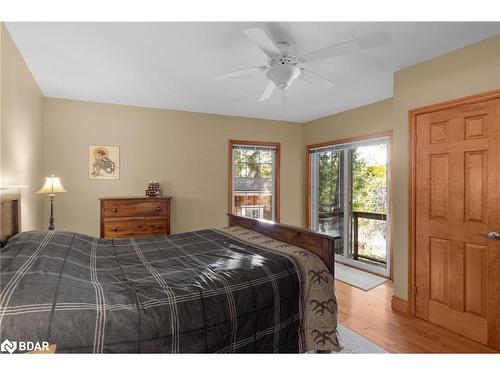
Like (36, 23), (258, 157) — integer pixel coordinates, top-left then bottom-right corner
(352, 211), (387, 265)
(318, 210), (387, 265)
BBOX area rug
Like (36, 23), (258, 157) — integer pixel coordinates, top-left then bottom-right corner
(336, 324), (387, 353)
(334, 262), (387, 291)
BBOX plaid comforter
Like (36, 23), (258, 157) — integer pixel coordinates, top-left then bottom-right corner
(1, 229), (307, 353)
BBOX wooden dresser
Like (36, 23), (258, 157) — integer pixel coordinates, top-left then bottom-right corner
(99, 196), (171, 239)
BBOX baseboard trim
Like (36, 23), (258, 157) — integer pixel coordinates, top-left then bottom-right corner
(391, 296), (410, 315)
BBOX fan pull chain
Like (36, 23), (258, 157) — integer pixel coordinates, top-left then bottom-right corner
(282, 88), (287, 118)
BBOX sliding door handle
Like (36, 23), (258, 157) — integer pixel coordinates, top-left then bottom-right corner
(481, 232), (500, 240)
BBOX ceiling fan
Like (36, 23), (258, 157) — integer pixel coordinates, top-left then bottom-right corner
(214, 27), (373, 102)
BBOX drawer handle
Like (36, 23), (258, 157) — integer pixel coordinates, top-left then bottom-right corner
(155, 207), (161, 211)
(112, 227), (117, 231)
(112, 208), (118, 213)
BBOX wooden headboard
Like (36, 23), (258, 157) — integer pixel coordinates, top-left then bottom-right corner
(228, 214), (340, 275)
(1, 190), (21, 247)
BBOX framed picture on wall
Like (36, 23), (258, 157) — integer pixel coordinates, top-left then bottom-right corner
(88, 145), (120, 180)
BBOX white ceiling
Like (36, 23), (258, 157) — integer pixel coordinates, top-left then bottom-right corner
(5, 22), (500, 123)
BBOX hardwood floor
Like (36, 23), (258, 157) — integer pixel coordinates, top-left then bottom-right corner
(336, 280), (498, 353)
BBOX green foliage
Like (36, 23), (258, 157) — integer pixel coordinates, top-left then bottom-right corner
(318, 151), (342, 212)
(234, 149), (273, 178)
(317, 147), (387, 214)
(352, 148), (387, 214)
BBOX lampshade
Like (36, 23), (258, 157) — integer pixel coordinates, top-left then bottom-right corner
(37, 174), (67, 194)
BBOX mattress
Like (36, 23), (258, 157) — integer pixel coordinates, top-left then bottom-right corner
(0, 227), (338, 353)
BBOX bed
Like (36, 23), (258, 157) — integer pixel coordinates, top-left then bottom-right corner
(0, 193), (340, 353)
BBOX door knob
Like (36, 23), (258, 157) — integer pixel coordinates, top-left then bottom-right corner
(481, 231), (500, 240)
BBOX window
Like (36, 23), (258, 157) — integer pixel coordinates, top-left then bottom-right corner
(229, 140), (280, 222)
(307, 134), (392, 277)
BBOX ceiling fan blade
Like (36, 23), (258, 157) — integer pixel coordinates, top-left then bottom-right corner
(301, 39), (360, 63)
(244, 28), (281, 57)
(357, 32), (392, 49)
(260, 81), (276, 101)
(214, 66), (267, 81)
(299, 68), (334, 90)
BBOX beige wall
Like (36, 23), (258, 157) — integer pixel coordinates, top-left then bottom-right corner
(303, 98), (393, 145)
(391, 35), (500, 299)
(43, 98), (304, 236)
(1, 23), (44, 231)
(303, 35), (500, 300)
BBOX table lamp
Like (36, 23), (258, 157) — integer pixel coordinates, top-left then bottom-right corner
(37, 173), (67, 230)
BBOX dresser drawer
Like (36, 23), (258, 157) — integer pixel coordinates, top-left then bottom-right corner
(103, 199), (168, 218)
(100, 196), (171, 239)
(103, 218), (168, 238)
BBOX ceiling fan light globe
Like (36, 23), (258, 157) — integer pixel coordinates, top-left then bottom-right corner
(265, 65), (301, 89)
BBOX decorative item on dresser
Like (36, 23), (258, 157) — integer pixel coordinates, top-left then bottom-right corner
(145, 180), (162, 197)
(99, 196), (171, 239)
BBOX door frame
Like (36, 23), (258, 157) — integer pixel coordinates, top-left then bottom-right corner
(407, 88), (500, 317)
(305, 130), (394, 279)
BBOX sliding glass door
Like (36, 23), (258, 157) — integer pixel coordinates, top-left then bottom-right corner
(310, 149), (345, 257)
(309, 136), (391, 277)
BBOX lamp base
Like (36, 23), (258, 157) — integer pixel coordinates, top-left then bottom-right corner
(48, 195), (55, 230)
(48, 217), (55, 231)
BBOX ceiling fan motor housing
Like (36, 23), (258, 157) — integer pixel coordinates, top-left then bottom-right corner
(265, 64), (301, 89)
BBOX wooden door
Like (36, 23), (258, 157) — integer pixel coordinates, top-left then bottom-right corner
(415, 98), (500, 349)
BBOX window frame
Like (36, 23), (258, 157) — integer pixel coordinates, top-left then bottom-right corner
(228, 140), (281, 223)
